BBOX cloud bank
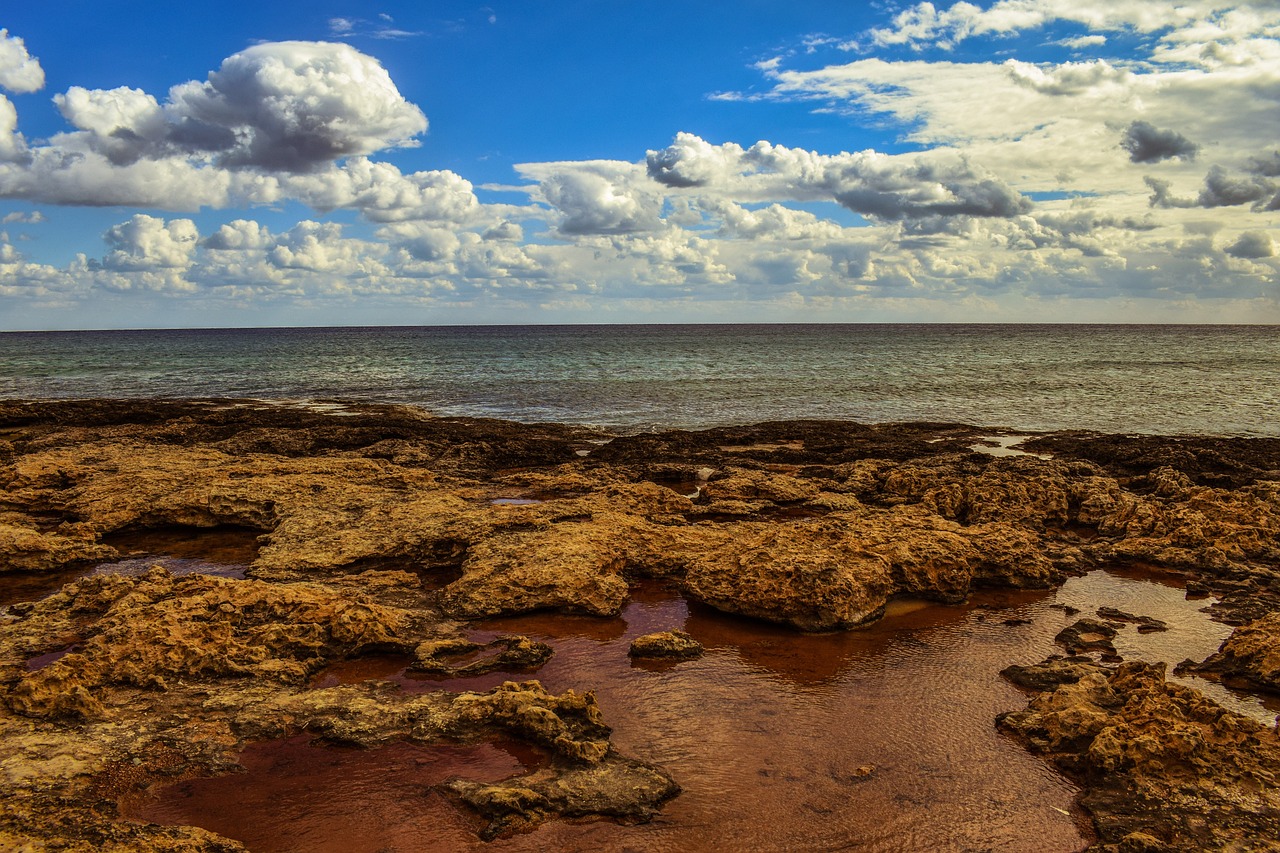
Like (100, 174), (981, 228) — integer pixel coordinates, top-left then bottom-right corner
(0, 1), (1277, 325)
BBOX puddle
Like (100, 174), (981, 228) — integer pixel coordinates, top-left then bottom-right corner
(0, 567), (89, 608)
(489, 498), (545, 507)
(26, 643), (79, 671)
(970, 435), (1052, 460)
(0, 525), (261, 608)
(93, 525), (260, 579)
(125, 736), (541, 853)
(81, 567), (1280, 851)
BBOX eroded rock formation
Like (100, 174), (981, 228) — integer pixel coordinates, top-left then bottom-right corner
(999, 659), (1280, 852)
(2, 400), (1279, 849)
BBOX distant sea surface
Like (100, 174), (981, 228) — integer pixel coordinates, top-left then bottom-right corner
(1, 324), (1277, 436)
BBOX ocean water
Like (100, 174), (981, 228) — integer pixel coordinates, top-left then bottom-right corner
(0, 324), (1277, 435)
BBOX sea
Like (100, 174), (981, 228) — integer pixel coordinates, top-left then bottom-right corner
(1, 324), (1277, 436)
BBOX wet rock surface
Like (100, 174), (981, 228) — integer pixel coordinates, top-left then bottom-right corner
(1193, 612), (1280, 696)
(999, 660), (1280, 852)
(627, 630), (704, 660)
(1057, 618), (1121, 656)
(0, 399), (1278, 849)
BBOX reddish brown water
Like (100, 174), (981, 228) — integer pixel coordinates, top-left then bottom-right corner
(127, 737), (537, 853)
(0, 526), (260, 607)
(97, 525), (261, 578)
(128, 569), (1279, 852)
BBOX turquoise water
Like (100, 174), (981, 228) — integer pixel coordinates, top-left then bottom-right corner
(1, 324), (1277, 435)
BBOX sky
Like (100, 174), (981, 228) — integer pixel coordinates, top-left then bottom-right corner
(0, 1), (1278, 329)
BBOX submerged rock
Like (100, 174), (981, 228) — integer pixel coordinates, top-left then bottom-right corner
(413, 634), (553, 676)
(628, 630), (704, 660)
(1055, 618), (1120, 656)
(1097, 607), (1169, 634)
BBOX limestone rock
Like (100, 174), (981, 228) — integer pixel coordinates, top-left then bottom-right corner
(446, 753), (681, 841)
(681, 521), (893, 631)
(999, 661), (1280, 851)
(1195, 612), (1280, 695)
(628, 630), (704, 660)
(5, 568), (422, 719)
(412, 635), (553, 676)
(1055, 619), (1119, 656)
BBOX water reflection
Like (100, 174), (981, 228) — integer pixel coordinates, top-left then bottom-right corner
(126, 737), (537, 853)
(100, 569), (1280, 851)
(0, 525), (260, 608)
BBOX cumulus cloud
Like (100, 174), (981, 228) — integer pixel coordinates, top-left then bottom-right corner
(0, 29), (44, 93)
(643, 133), (1031, 221)
(0, 41), (467, 226)
(53, 86), (169, 166)
(1, 210), (43, 224)
(523, 162), (663, 235)
(1120, 120), (1199, 163)
(0, 95), (26, 162)
(6, 40), (429, 208)
(647, 133), (737, 188)
(163, 41), (427, 171)
(1225, 230), (1275, 258)
(202, 219), (274, 251)
(280, 160), (479, 222)
(101, 214), (199, 271)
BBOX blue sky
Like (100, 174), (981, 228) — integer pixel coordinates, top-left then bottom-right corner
(0, 1), (1277, 328)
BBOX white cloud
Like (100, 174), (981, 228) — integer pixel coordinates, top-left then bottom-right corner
(865, 1), (1264, 50)
(1, 210), (44, 224)
(519, 161), (664, 235)
(53, 86), (167, 165)
(1003, 59), (1130, 96)
(645, 133), (1031, 221)
(0, 94), (26, 162)
(165, 41), (427, 171)
(102, 214), (199, 271)
(1055, 35), (1107, 49)
(0, 29), (44, 94)
(279, 159), (480, 222)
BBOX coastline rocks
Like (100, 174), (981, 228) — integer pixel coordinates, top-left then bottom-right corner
(4, 401), (1280, 848)
(998, 661), (1280, 851)
(628, 630), (704, 660)
(1194, 613), (1280, 695)
(446, 753), (681, 841)
(413, 635), (553, 676)
(442, 524), (631, 618)
(0, 519), (117, 573)
(1055, 619), (1119, 656)
(4, 567), (423, 719)
(681, 522), (893, 631)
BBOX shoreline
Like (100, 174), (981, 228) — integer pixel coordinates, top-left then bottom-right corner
(2, 399), (1279, 851)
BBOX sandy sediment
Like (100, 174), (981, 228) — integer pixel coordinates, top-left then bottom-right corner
(1, 399), (1278, 850)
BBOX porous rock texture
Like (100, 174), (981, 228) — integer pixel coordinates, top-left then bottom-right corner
(2, 400), (1280, 849)
(999, 659), (1280, 852)
(1194, 612), (1280, 696)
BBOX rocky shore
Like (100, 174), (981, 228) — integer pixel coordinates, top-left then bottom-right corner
(1, 399), (1279, 851)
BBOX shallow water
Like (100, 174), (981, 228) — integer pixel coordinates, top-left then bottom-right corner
(133, 569), (1275, 853)
(0, 526), (259, 608)
(127, 738), (538, 853)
